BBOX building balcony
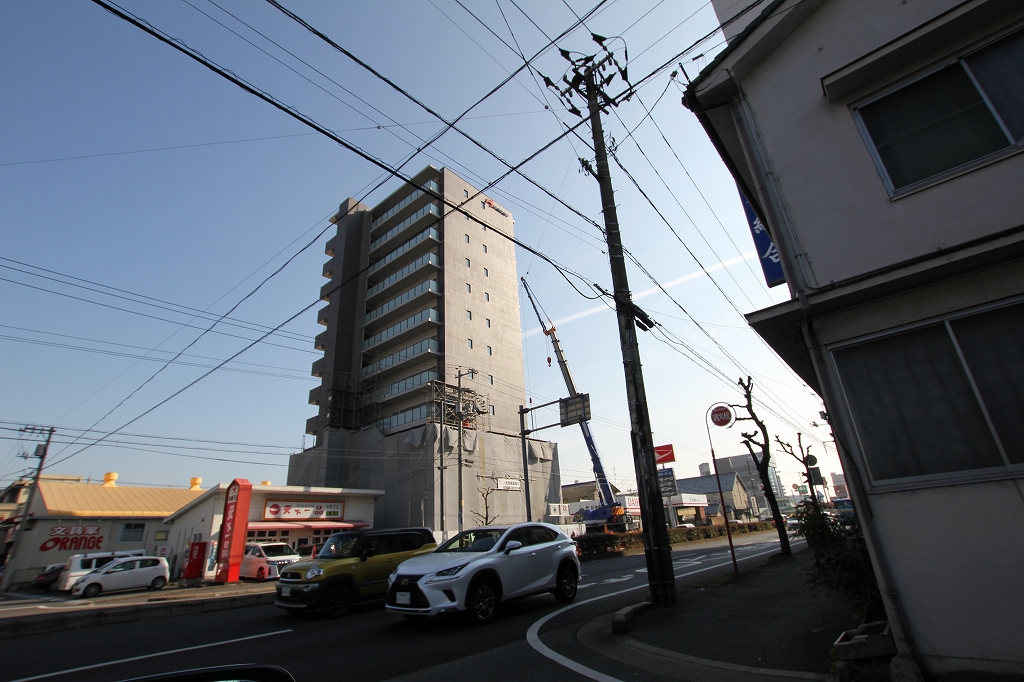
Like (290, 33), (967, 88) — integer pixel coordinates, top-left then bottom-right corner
(366, 227), (440, 282)
(314, 331), (327, 351)
(305, 415), (319, 436)
(365, 252), (440, 308)
(317, 305), (330, 327)
(368, 203), (440, 257)
(362, 308), (440, 352)
(322, 257), (334, 279)
(325, 235), (335, 257)
(377, 403), (435, 433)
(311, 358), (324, 378)
(361, 369), (439, 408)
(320, 280), (334, 302)
(364, 279), (440, 328)
(360, 337), (440, 380)
(308, 387), (321, 406)
(369, 180), (439, 233)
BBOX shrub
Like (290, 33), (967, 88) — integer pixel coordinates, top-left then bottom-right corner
(791, 501), (885, 620)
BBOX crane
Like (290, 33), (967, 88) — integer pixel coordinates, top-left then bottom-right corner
(521, 277), (632, 533)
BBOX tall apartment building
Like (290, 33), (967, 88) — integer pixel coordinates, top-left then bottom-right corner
(289, 166), (560, 531)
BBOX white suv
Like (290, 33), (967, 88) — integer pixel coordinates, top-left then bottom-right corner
(241, 542), (300, 581)
(386, 523), (579, 624)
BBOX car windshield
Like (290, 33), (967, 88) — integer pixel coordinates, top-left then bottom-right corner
(317, 533), (360, 559)
(261, 544), (298, 557)
(436, 528), (507, 553)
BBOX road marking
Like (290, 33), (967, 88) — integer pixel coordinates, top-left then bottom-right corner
(526, 542), (805, 682)
(578, 583), (596, 589)
(600, 576), (633, 584)
(5, 629), (293, 682)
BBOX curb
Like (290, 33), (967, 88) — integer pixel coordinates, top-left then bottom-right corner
(611, 602), (651, 634)
(0, 591), (276, 640)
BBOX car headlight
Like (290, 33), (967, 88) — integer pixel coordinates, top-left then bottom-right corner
(434, 562), (469, 577)
(305, 566), (324, 580)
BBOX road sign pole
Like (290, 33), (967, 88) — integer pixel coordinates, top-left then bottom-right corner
(706, 405), (739, 574)
(519, 405), (532, 522)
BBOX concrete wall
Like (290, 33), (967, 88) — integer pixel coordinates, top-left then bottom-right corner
(738, 0), (1024, 287)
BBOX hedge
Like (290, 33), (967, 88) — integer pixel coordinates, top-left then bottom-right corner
(574, 521), (776, 556)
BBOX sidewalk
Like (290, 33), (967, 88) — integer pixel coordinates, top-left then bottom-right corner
(578, 550), (859, 681)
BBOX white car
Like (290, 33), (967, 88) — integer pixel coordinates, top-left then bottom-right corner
(57, 550), (146, 592)
(385, 523), (580, 624)
(241, 542), (301, 581)
(71, 556), (169, 598)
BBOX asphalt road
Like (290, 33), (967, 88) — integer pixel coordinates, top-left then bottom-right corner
(0, 533), (799, 682)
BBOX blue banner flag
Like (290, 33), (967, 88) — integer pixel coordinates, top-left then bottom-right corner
(738, 187), (786, 288)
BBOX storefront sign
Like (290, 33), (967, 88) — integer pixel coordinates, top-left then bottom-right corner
(215, 479), (252, 583)
(622, 496), (641, 513)
(658, 468), (678, 498)
(39, 524), (104, 551)
(263, 500), (344, 521)
(738, 186), (786, 288)
(496, 478), (522, 491)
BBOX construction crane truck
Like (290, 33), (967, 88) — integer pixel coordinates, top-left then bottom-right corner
(521, 277), (635, 533)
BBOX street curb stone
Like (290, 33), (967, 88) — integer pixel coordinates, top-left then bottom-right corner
(0, 591), (276, 640)
(611, 601), (651, 634)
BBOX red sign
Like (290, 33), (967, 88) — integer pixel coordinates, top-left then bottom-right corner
(654, 444), (676, 464)
(182, 541), (207, 580)
(40, 535), (104, 552)
(710, 405), (733, 427)
(214, 478), (252, 583)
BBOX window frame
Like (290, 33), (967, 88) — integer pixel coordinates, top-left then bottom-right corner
(851, 24), (1024, 199)
(828, 294), (1024, 492)
(117, 522), (145, 543)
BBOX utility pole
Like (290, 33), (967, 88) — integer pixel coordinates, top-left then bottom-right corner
(1, 426), (54, 591)
(546, 47), (676, 607)
(455, 368), (474, 533)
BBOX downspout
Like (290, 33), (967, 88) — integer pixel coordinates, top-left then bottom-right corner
(797, 288), (926, 677)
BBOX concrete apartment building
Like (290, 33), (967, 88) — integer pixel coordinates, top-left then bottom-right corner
(698, 454), (784, 517)
(687, 0), (1024, 676)
(289, 166), (560, 532)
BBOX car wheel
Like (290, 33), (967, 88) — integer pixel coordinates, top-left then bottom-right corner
(150, 576), (167, 590)
(553, 564), (578, 604)
(466, 578), (499, 625)
(256, 567), (266, 582)
(322, 584), (353, 618)
(82, 583), (102, 599)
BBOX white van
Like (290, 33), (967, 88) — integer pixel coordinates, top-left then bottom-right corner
(57, 550), (146, 592)
(70, 556), (169, 598)
(241, 542), (300, 581)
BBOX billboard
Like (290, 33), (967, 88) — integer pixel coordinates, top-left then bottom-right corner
(658, 468), (679, 498)
(263, 500), (344, 521)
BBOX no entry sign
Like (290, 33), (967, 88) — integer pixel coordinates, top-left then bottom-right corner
(710, 405), (733, 427)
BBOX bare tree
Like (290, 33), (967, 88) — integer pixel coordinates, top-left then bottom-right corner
(776, 432), (820, 512)
(728, 376), (792, 556)
(471, 483), (500, 526)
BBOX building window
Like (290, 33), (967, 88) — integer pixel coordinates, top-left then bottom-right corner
(118, 523), (145, 543)
(464, 234), (470, 243)
(483, 268), (489, 277)
(154, 531), (169, 541)
(466, 310), (472, 320)
(832, 299), (1024, 487)
(465, 213), (470, 220)
(855, 28), (1024, 193)
(465, 258), (471, 268)
(485, 318), (491, 328)
(465, 283), (471, 293)
(489, 405), (495, 416)
(480, 200), (487, 209)
(489, 374), (494, 385)
(482, 244), (488, 253)
(486, 346), (492, 356)
(463, 189), (469, 198)
(484, 292), (490, 301)
(468, 339), (474, 349)
(469, 369), (476, 379)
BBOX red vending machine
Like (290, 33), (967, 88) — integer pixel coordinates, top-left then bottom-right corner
(182, 541), (208, 580)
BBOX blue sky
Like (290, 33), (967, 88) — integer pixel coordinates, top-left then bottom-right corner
(0, 0), (840, 495)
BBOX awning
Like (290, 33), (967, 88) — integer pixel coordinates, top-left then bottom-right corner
(246, 521), (369, 531)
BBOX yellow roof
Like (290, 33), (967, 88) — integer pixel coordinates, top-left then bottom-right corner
(38, 481), (204, 518)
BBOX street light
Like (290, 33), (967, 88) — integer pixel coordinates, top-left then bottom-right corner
(705, 404), (739, 574)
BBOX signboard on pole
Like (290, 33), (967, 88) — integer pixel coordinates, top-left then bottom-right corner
(654, 444), (676, 464)
(496, 478), (522, 491)
(559, 394), (591, 427)
(658, 468), (678, 498)
(214, 478), (252, 583)
(738, 186), (786, 288)
(710, 405), (734, 427)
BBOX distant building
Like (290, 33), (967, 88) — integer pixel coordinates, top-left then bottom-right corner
(561, 480), (622, 504)
(676, 472), (752, 522)
(699, 454), (784, 518)
(831, 473), (849, 498)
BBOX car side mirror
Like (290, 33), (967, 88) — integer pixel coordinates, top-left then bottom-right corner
(504, 541), (523, 555)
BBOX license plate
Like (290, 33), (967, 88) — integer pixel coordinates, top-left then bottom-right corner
(281, 586), (291, 597)
(395, 591), (410, 605)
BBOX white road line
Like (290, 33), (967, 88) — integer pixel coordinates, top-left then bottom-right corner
(526, 542), (805, 682)
(5, 629), (293, 682)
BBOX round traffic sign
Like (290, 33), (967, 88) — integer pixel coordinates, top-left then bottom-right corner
(792, 484), (799, 490)
(805, 455), (818, 467)
(710, 405), (733, 427)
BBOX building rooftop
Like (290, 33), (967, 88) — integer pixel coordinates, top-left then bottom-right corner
(36, 480), (204, 518)
(676, 472), (741, 495)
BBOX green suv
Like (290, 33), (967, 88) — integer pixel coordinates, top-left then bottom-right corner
(275, 528), (436, 617)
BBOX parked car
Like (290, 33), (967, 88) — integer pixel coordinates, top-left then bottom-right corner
(57, 550), (146, 592)
(241, 542), (301, 581)
(787, 517), (800, 530)
(677, 523), (696, 529)
(274, 528), (437, 617)
(385, 523), (580, 624)
(32, 563), (66, 591)
(70, 556), (169, 598)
